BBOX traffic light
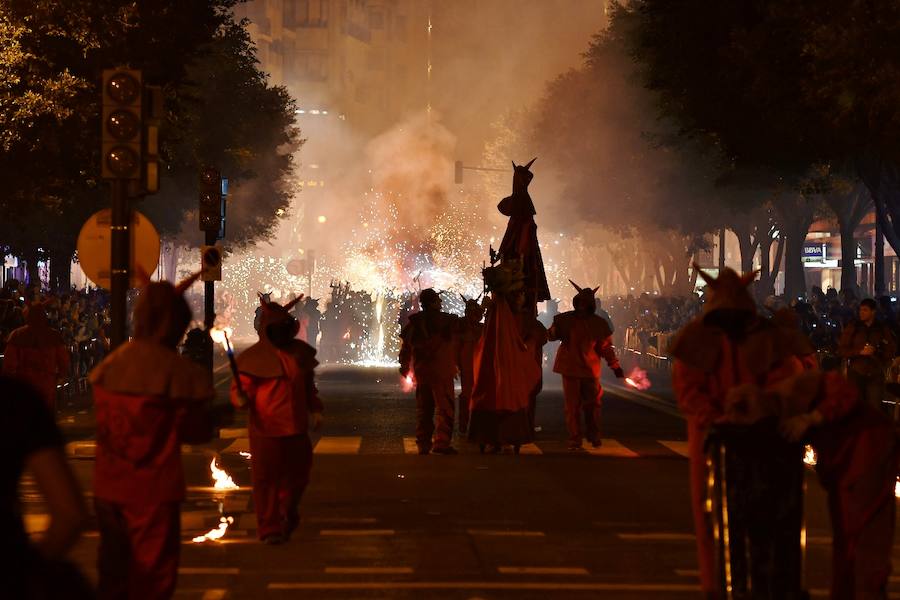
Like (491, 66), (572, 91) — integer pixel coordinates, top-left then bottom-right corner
(199, 167), (222, 232)
(454, 160), (463, 184)
(143, 85), (163, 194)
(102, 69), (142, 179)
(201, 245), (222, 281)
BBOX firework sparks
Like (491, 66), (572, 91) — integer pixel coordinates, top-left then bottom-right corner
(624, 366), (651, 390)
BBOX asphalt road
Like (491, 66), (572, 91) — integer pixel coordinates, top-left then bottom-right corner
(23, 358), (900, 599)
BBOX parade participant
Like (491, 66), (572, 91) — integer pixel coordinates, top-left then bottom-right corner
(456, 295), (485, 435)
(253, 291), (273, 333)
(838, 297), (896, 412)
(512, 290), (548, 433)
(91, 271), (213, 600)
(302, 297), (322, 350)
(772, 370), (898, 600)
(469, 260), (542, 453)
(231, 293), (323, 544)
(399, 288), (459, 455)
(670, 266), (805, 599)
(549, 281), (624, 451)
(497, 158), (551, 313)
(2, 297), (70, 412)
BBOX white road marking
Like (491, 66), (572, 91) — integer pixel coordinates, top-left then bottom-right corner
(201, 590), (227, 600)
(675, 569), (699, 577)
(585, 439), (639, 458)
(518, 443), (543, 455)
(268, 581), (702, 592)
(179, 567), (240, 575)
(218, 428), (248, 439)
(402, 437), (419, 454)
(24, 513), (49, 533)
(658, 440), (689, 458)
(308, 517), (378, 524)
(325, 567), (413, 575)
(314, 436), (363, 454)
(320, 529), (395, 536)
(498, 567), (588, 575)
(466, 529), (545, 537)
(221, 437), (250, 454)
(618, 532), (694, 542)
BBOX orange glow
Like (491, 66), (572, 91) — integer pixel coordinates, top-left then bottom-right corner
(624, 366), (651, 390)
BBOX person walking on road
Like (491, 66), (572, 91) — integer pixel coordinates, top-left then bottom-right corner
(91, 271), (213, 600)
(549, 280), (624, 451)
(232, 293), (324, 545)
(399, 288), (460, 455)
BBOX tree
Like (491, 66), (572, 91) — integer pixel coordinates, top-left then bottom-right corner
(530, 17), (724, 295)
(0, 1), (297, 290)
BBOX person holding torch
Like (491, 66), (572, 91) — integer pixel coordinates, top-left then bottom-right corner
(231, 293), (323, 545)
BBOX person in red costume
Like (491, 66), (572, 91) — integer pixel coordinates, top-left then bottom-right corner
(669, 266), (805, 599)
(456, 295), (485, 436)
(2, 298), (70, 412)
(549, 280), (624, 451)
(764, 367), (898, 599)
(469, 260), (543, 453)
(399, 288), (459, 455)
(231, 293), (323, 544)
(497, 158), (551, 314)
(91, 271), (213, 600)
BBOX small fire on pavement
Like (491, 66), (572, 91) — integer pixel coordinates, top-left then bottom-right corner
(210, 457), (239, 491)
(192, 515), (235, 543)
(401, 374), (415, 393)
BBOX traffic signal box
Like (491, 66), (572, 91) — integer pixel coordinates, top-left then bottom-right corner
(199, 167), (223, 232)
(102, 69), (143, 179)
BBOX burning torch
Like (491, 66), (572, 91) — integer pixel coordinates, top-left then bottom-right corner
(210, 326), (248, 408)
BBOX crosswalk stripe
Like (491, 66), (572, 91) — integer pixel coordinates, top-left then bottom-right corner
(618, 532), (694, 541)
(221, 437), (250, 454)
(24, 513), (49, 533)
(498, 567), (588, 575)
(268, 581), (703, 592)
(675, 569), (699, 577)
(585, 439), (638, 458)
(658, 440), (689, 458)
(179, 567), (240, 575)
(218, 428), (248, 439)
(467, 529), (545, 537)
(402, 437), (419, 454)
(314, 436), (363, 454)
(201, 590), (227, 600)
(325, 567), (413, 575)
(320, 529), (395, 536)
(518, 443), (543, 455)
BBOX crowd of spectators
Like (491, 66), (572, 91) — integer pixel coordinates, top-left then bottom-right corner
(0, 280), (109, 381)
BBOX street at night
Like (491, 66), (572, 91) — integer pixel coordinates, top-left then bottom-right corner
(6, 1), (900, 599)
(15, 354), (895, 599)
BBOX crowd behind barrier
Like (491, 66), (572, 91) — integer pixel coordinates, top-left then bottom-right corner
(0, 280), (110, 409)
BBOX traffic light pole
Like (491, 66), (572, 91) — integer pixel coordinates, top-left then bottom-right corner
(110, 179), (131, 350)
(204, 229), (216, 329)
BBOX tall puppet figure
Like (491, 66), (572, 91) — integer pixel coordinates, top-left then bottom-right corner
(549, 281), (623, 450)
(469, 259), (542, 453)
(232, 293), (323, 544)
(91, 271), (213, 600)
(497, 158), (551, 314)
(2, 298), (70, 412)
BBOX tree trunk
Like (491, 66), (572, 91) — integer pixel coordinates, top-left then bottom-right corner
(839, 219), (858, 294)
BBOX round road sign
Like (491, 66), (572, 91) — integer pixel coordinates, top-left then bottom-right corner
(77, 209), (160, 289)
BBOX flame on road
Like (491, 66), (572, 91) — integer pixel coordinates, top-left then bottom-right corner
(896, 477), (900, 499)
(401, 374), (415, 393)
(803, 445), (817, 467)
(624, 367), (651, 390)
(192, 516), (235, 543)
(210, 457), (239, 491)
